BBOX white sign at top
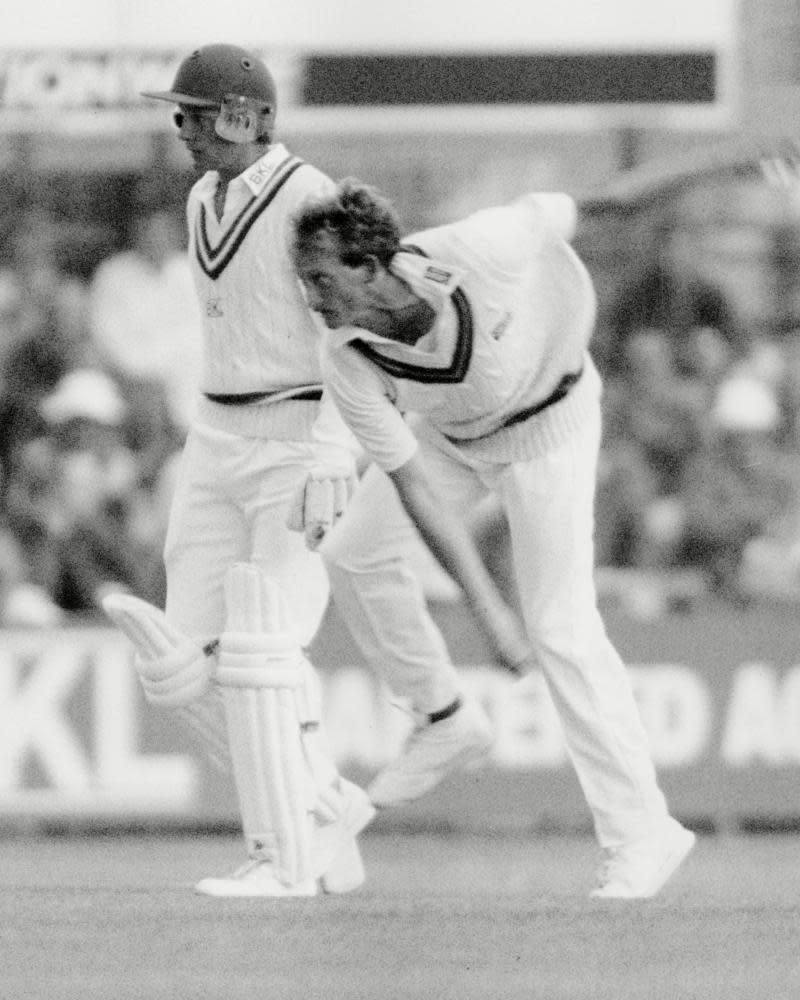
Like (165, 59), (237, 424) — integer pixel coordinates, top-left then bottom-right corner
(8, 0), (735, 52)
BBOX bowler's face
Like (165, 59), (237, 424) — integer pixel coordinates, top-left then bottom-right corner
(295, 232), (373, 331)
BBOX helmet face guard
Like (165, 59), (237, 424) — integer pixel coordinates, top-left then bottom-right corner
(143, 44), (277, 143)
(215, 94), (267, 143)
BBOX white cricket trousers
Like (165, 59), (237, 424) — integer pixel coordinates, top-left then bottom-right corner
(323, 406), (670, 848)
(163, 423), (330, 644)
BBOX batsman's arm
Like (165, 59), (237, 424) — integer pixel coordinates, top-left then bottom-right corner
(387, 454), (535, 678)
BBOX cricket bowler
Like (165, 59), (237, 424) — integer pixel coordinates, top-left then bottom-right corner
(291, 178), (696, 899)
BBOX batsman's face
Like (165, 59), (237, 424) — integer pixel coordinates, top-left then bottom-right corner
(296, 232), (376, 331)
(173, 105), (239, 174)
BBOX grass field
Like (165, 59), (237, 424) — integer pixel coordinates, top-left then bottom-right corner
(2, 829), (800, 1000)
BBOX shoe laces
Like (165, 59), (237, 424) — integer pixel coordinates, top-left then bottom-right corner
(389, 699), (428, 740)
(389, 699), (423, 723)
(232, 858), (266, 879)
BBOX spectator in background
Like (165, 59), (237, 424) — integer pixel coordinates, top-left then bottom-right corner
(0, 213), (102, 496)
(10, 208), (68, 313)
(775, 330), (800, 452)
(0, 522), (62, 627)
(0, 270), (33, 364)
(715, 347), (800, 601)
(0, 268), (77, 493)
(605, 216), (745, 378)
(88, 207), (203, 474)
(3, 436), (65, 604)
(644, 370), (797, 601)
(5, 369), (166, 617)
(594, 324), (736, 610)
(602, 327), (706, 499)
(0, 271), (42, 480)
(594, 387), (661, 570)
(8, 207), (98, 364)
(679, 323), (737, 390)
(0, 447), (63, 629)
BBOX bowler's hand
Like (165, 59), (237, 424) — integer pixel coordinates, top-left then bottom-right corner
(483, 606), (536, 678)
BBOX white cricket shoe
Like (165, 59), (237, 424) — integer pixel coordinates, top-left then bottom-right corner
(590, 817), (697, 900)
(194, 860), (317, 898)
(319, 838), (366, 895)
(315, 778), (376, 895)
(195, 780), (375, 898)
(368, 697), (493, 808)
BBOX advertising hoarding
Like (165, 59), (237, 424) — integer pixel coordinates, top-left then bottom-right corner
(2, 597), (800, 833)
(0, 0), (737, 133)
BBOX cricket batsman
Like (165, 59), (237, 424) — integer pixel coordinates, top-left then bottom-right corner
(103, 44), (378, 898)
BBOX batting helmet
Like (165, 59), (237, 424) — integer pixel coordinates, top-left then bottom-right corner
(142, 44), (277, 143)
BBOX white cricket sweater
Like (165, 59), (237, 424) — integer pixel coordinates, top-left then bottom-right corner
(187, 143), (346, 444)
(322, 196), (600, 470)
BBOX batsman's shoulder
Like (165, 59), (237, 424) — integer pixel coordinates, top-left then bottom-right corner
(286, 157), (336, 198)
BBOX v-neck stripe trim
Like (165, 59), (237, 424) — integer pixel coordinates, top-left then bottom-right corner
(194, 155), (304, 280)
(350, 245), (474, 384)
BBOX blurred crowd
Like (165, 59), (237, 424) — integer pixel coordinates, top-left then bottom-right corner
(0, 206), (201, 627)
(1, 196), (800, 628)
(593, 220), (800, 614)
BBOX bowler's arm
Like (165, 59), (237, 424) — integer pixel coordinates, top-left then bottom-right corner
(514, 192), (578, 240)
(388, 453), (534, 677)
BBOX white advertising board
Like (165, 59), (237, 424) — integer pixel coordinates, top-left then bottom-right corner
(6, 0), (734, 52)
(0, 0), (737, 133)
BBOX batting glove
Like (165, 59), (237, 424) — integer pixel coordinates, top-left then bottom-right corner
(286, 470), (357, 550)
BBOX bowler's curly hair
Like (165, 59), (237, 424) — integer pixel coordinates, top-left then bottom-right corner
(293, 178), (403, 267)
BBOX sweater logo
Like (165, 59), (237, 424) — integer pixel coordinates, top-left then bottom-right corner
(491, 311), (512, 339)
(247, 162), (273, 186)
(425, 265), (452, 284)
(206, 297), (224, 318)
